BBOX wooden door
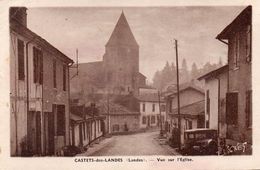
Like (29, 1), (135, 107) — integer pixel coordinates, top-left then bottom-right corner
(27, 111), (35, 155)
(35, 111), (41, 155)
(48, 112), (55, 155)
(79, 123), (83, 146)
(71, 123), (75, 146)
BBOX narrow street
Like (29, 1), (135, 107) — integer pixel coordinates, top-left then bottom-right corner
(80, 131), (177, 156)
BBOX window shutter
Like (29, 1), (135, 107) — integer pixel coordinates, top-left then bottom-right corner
(17, 39), (25, 80)
(53, 60), (57, 88)
(63, 65), (66, 91)
(246, 90), (252, 127)
(226, 92), (238, 125)
(246, 25), (252, 62)
(39, 50), (43, 84)
(57, 105), (65, 136)
(33, 47), (38, 83)
(236, 34), (240, 67)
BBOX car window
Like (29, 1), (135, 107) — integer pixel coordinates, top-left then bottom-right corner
(195, 133), (206, 139)
(206, 132), (213, 138)
(188, 133), (194, 139)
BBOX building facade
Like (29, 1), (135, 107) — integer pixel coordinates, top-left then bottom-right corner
(216, 6), (252, 146)
(165, 83), (205, 144)
(137, 93), (166, 129)
(109, 113), (140, 134)
(10, 7), (73, 156)
(198, 65), (228, 138)
(70, 11), (146, 97)
(70, 109), (105, 148)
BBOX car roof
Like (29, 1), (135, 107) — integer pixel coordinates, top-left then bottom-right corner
(184, 128), (217, 133)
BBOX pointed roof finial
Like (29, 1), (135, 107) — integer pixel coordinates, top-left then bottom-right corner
(105, 10), (138, 47)
(120, 10), (125, 18)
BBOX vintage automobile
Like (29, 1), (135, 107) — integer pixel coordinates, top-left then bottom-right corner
(182, 128), (218, 155)
(60, 145), (82, 156)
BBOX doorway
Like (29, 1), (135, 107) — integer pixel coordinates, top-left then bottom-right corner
(48, 112), (55, 155)
(27, 111), (41, 155)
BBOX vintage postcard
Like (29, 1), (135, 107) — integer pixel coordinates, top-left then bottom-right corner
(0, 0), (260, 170)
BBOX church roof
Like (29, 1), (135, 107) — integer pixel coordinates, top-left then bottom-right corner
(70, 61), (105, 88)
(106, 11), (139, 47)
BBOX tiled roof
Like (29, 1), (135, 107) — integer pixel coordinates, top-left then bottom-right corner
(98, 99), (140, 115)
(165, 82), (204, 98)
(137, 72), (147, 78)
(137, 93), (164, 102)
(77, 62), (104, 77)
(170, 100), (205, 116)
(70, 61), (105, 88)
(197, 65), (228, 80)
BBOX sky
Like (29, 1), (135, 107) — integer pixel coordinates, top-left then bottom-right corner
(27, 6), (245, 82)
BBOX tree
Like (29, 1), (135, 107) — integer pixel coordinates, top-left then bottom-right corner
(152, 70), (162, 90)
(218, 57), (223, 67)
(191, 62), (199, 79)
(170, 62), (176, 84)
(203, 62), (212, 73)
(180, 58), (190, 83)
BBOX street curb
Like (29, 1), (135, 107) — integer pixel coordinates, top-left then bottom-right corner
(76, 137), (114, 156)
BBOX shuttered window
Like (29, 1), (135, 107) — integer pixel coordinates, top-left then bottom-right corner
(234, 33), (240, 68)
(152, 103), (155, 112)
(226, 92), (238, 125)
(56, 105), (65, 136)
(53, 60), (57, 88)
(33, 47), (43, 84)
(246, 25), (251, 62)
(17, 39), (25, 80)
(246, 90), (252, 128)
(63, 65), (66, 91)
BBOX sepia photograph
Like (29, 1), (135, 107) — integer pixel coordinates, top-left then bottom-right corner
(8, 5), (253, 157)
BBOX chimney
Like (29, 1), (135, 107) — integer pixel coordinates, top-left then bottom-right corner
(9, 7), (27, 27)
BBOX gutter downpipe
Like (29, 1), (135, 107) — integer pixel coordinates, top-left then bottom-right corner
(217, 37), (229, 150)
(217, 77), (220, 141)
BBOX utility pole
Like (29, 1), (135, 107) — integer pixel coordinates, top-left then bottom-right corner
(174, 39), (181, 150)
(158, 90), (163, 136)
(70, 48), (79, 80)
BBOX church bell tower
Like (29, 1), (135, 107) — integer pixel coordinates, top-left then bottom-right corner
(103, 11), (140, 94)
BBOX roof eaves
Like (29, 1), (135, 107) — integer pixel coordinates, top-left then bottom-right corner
(10, 20), (74, 64)
(197, 65), (229, 81)
(216, 6), (252, 40)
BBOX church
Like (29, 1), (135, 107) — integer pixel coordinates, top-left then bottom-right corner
(70, 11), (147, 134)
(70, 11), (146, 97)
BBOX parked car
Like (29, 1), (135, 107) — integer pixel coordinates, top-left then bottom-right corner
(182, 128), (218, 155)
(61, 145), (82, 156)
